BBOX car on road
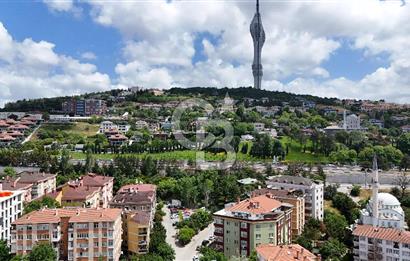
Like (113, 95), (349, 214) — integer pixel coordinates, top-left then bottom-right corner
(193, 255), (199, 261)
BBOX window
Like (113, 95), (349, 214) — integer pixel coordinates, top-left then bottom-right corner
(256, 234), (261, 240)
(268, 233), (274, 238)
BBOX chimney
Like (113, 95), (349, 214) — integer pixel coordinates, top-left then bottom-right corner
(296, 250), (299, 259)
(237, 197), (240, 203)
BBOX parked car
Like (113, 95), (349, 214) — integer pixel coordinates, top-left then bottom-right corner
(201, 240), (210, 246)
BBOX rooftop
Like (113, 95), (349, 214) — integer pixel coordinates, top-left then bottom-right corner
(18, 171), (56, 184)
(13, 208), (122, 225)
(256, 244), (318, 261)
(353, 225), (410, 244)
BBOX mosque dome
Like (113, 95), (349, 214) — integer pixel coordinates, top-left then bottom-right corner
(378, 193), (401, 207)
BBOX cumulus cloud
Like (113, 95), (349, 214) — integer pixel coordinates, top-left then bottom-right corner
(74, 0), (409, 103)
(0, 22), (111, 107)
(81, 51), (97, 60)
(9, 0), (408, 104)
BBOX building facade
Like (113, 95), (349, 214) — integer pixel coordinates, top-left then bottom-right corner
(213, 194), (293, 258)
(266, 175), (324, 220)
(252, 188), (305, 238)
(62, 99), (107, 116)
(124, 211), (151, 255)
(0, 190), (23, 241)
(11, 208), (123, 261)
(17, 172), (56, 200)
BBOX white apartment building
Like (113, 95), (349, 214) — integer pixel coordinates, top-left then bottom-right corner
(100, 121), (130, 134)
(0, 189), (24, 241)
(253, 122), (265, 132)
(345, 114), (361, 130)
(266, 175), (324, 220)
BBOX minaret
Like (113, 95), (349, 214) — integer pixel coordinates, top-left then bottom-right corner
(372, 155), (379, 227)
(250, 0), (265, 89)
(343, 110), (347, 130)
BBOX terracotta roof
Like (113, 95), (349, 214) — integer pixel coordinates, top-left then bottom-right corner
(61, 184), (100, 201)
(8, 124), (29, 130)
(18, 172), (56, 183)
(109, 134), (128, 140)
(256, 244), (318, 261)
(81, 173), (113, 187)
(0, 121), (9, 127)
(129, 211), (151, 226)
(0, 177), (32, 191)
(5, 131), (24, 137)
(0, 134), (15, 141)
(13, 208), (122, 225)
(252, 188), (303, 199)
(111, 190), (155, 205)
(226, 194), (282, 215)
(118, 184), (156, 193)
(353, 225), (410, 244)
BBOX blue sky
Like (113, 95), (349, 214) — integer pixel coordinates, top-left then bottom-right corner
(0, 0), (409, 105)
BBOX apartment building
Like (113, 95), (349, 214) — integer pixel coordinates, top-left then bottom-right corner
(109, 184), (157, 216)
(0, 189), (23, 241)
(17, 172), (56, 200)
(11, 208), (123, 261)
(213, 194), (293, 258)
(60, 184), (101, 208)
(109, 184), (156, 256)
(256, 244), (319, 261)
(266, 175), (324, 220)
(0, 177), (33, 202)
(252, 188), (305, 238)
(352, 225), (410, 261)
(69, 173), (114, 208)
(62, 99), (107, 116)
(124, 211), (151, 255)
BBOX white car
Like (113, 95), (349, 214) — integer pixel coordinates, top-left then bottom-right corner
(192, 255), (199, 261)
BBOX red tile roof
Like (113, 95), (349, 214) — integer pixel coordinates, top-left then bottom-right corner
(353, 225), (410, 244)
(118, 184), (156, 193)
(61, 184), (100, 201)
(0, 177), (32, 191)
(256, 244), (318, 261)
(13, 208), (122, 225)
(227, 194), (282, 215)
(129, 211), (151, 226)
(81, 173), (113, 187)
(8, 124), (29, 130)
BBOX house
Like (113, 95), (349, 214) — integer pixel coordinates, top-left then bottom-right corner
(100, 121), (116, 133)
(108, 134), (128, 147)
(60, 183), (101, 208)
(135, 120), (149, 130)
(253, 122), (265, 132)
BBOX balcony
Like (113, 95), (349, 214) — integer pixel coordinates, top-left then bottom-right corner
(139, 240), (147, 246)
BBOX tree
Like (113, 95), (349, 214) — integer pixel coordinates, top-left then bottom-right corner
(332, 192), (359, 223)
(350, 185), (361, 197)
(0, 240), (11, 261)
(398, 133), (410, 155)
(2, 166), (16, 178)
(395, 172), (410, 199)
(401, 155), (410, 171)
(199, 247), (228, 261)
(178, 226), (195, 245)
(156, 243), (175, 261)
(324, 211), (348, 241)
(319, 239), (347, 260)
(24, 196), (60, 214)
(29, 243), (57, 261)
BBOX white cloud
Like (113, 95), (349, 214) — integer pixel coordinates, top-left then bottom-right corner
(32, 0), (410, 103)
(81, 51), (97, 60)
(0, 22), (111, 107)
(43, 0), (82, 17)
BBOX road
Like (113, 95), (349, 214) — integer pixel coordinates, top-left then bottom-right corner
(163, 206), (214, 261)
(22, 124), (41, 144)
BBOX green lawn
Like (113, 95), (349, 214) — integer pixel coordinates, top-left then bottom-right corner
(31, 122), (99, 141)
(279, 136), (329, 163)
(70, 150), (266, 162)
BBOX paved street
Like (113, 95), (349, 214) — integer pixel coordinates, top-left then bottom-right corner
(163, 206), (214, 261)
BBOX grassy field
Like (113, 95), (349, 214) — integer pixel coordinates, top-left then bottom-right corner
(279, 136), (329, 163)
(324, 200), (341, 214)
(31, 122), (99, 141)
(70, 150), (266, 162)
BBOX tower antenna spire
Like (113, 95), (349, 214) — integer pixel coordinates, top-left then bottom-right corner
(372, 154), (379, 228)
(257, 0), (260, 13)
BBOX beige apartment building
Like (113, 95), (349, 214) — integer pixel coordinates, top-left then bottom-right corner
(252, 188), (305, 239)
(10, 208), (122, 261)
(213, 194), (293, 258)
(16, 171), (56, 200)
